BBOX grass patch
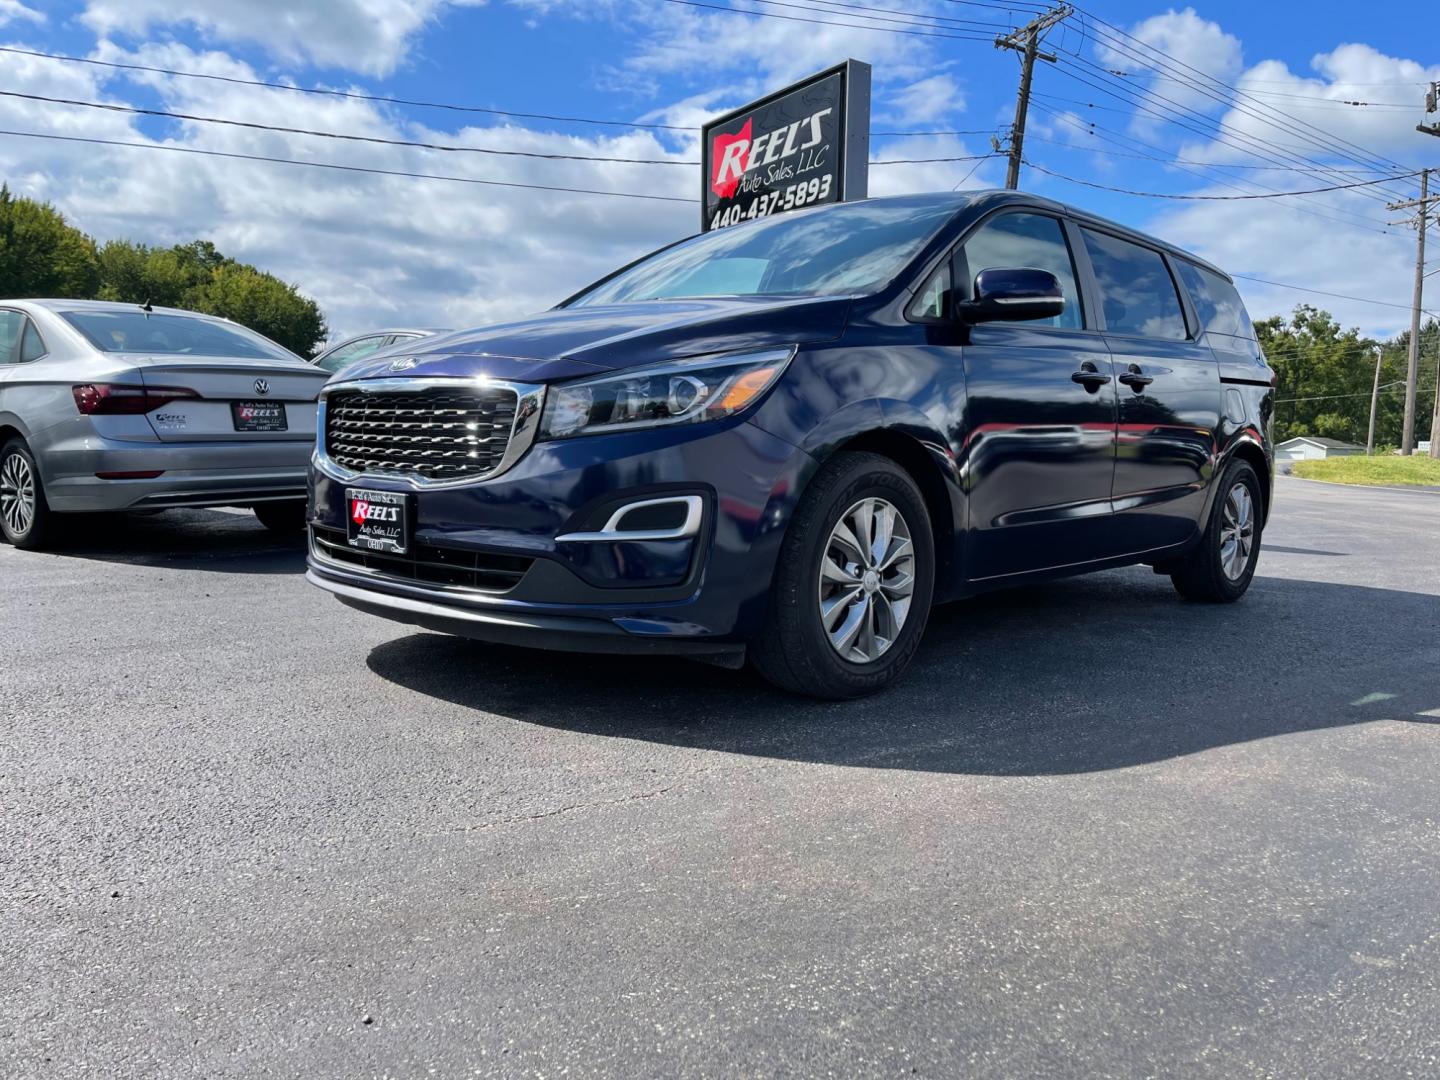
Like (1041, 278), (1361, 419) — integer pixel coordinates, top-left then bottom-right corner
(1290, 455), (1440, 487)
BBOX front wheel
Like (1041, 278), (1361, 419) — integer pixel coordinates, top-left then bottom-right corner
(253, 499), (308, 533)
(751, 451), (935, 699)
(1170, 459), (1263, 602)
(0, 438), (57, 550)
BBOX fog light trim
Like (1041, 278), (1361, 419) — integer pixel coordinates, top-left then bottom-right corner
(555, 494), (703, 543)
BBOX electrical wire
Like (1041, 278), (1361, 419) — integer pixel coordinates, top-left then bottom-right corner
(1021, 159), (1416, 200)
(0, 128), (699, 202)
(658, 0), (996, 40)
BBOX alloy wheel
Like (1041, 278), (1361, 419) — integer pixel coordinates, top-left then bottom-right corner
(1, 450), (36, 538)
(1219, 481), (1255, 581)
(817, 496), (916, 663)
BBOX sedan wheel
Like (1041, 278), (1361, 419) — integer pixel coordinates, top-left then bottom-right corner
(817, 497), (916, 663)
(1, 448), (36, 537)
(0, 439), (55, 550)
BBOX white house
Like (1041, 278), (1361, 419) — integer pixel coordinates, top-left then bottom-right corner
(1275, 437), (1365, 461)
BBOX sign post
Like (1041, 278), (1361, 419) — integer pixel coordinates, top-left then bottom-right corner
(700, 60), (871, 232)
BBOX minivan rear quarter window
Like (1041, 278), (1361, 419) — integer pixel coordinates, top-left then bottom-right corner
(1080, 229), (1188, 341)
(1176, 260), (1256, 341)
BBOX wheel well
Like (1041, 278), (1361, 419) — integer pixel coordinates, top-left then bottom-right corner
(831, 429), (959, 595)
(1229, 442), (1271, 524)
(0, 424), (22, 450)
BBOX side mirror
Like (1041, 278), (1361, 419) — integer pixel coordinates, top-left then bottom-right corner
(955, 267), (1065, 324)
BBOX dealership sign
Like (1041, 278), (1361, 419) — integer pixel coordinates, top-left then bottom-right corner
(700, 60), (871, 232)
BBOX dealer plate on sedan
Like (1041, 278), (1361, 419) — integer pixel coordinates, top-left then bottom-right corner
(346, 488), (410, 555)
(231, 400), (288, 432)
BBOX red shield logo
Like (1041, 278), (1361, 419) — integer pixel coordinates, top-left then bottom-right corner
(710, 118), (752, 199)
(351, 499), (370, 525)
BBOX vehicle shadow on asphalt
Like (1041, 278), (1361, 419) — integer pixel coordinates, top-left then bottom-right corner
(365, 569), (1440, 776)
(36, 509), (307, 575)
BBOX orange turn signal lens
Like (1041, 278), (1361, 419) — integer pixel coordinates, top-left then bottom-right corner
(715, 366), (780, 412)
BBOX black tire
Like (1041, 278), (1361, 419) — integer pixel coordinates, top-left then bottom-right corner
(751, 451), (935, 699)
(0, 437), (57, 551)
(253, 499), (308, 533)
(1170, 459), (1262, 603)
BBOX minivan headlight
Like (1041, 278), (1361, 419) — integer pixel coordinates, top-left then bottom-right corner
(538, 346), (795, 440)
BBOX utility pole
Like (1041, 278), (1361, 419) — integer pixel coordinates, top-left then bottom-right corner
(1367, 346), (1382, 456)
(996, 5), (1073, 190)
(1387, 169), (1434, 455)
(1419, 81), (1440, 139)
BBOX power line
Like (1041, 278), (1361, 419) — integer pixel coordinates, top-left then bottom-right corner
(1027, 100), (1399, 236)
(0, 89), (695, 165)
(0, 128), (699, 202)
(1021, 159), (1416, 199)
(1232, 273), (1438, 316)
(0, 89), (993, 168)
(1023, 128), (1394, 173)
(0, 43), (990, 141)
(1063, 7), (1414, 195)
(0, 44), (694, 132)
(658, 0), (996, 40)
(1046, 56), (1412, 209)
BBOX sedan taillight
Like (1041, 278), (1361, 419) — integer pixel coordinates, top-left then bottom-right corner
(72, 384), (201, 415)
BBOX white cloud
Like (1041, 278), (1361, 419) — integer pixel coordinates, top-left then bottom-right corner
(80, 0), (485, 76)
(1098, 7), (1243, 122)
(0, 0), (44, 27)
(889, 74), (965, 126)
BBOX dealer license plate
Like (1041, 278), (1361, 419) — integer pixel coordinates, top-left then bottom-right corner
(231, 400), (288, 432)
(346, 488), (410, 555)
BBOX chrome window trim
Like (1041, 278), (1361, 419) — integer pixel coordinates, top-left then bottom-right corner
(555, 494), (704, 543)
(314, 376), (546, 489)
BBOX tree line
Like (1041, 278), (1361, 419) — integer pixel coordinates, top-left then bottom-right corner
(0, 186), (327, 356)
(1258, 304), (1440, 451)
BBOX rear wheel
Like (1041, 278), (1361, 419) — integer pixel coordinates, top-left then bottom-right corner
(751, 451), (935, 699)
(253, 499), (308, 534)
(0, 438), (57, 550)
(1170, 459), (1262, 602)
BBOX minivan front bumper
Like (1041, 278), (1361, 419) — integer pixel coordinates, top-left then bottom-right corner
(306, 416), (814, 656)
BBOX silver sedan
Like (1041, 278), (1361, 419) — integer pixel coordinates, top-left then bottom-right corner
(0, 299), (329, 549)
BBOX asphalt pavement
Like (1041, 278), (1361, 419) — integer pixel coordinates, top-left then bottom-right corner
(2, 477), (1437, 1078)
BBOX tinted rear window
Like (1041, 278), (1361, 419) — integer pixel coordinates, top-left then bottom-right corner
(62, 311), (293, 360)
(1080, 229), (1188, 341)
(1175, 260), (1255, 341)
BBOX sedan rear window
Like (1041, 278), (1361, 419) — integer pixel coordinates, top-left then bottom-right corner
(61, 310), (293, 360)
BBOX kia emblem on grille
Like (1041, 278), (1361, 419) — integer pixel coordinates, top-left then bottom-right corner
(390, 357), (419, 372)
(254, 378), (270, 395)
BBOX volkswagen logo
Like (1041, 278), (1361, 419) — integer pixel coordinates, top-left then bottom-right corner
(390, 357), (419, 372)
(254, 378), (270, 395)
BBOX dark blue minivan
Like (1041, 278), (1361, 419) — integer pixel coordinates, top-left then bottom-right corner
(307, 191), (1274, 698)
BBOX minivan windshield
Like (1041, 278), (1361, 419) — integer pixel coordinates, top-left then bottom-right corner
(62, 310), (295, 361)
(568, 199), (959, 308)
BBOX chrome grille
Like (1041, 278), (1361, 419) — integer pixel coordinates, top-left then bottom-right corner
(324, 385), (518, 481)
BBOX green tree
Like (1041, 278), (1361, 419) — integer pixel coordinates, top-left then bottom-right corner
(0, 185), (101, 298)
(96, 238), (327, 356)
(1257, 305), (1382, 445)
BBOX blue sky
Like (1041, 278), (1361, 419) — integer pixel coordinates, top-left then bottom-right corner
(2, 0), (1436, 339)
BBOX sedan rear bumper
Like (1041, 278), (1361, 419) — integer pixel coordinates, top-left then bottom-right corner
(36, 429), (314, 512)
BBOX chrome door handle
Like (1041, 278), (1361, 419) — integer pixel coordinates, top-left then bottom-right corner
(1071, 363), (1111, 393)
(1118, 364), (1154, 389)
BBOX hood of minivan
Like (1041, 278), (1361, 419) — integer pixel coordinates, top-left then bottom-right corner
(336, 296), (852, 383)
